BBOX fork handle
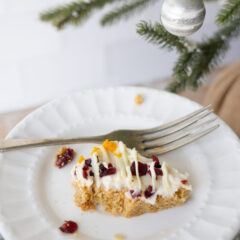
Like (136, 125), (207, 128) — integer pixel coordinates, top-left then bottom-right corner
(0, 135), (106, 152)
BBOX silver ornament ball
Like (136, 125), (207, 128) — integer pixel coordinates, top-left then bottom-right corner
(161, 0), (206, 37)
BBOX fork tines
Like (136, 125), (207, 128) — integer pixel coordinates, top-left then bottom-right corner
(138, 104), (219, 157)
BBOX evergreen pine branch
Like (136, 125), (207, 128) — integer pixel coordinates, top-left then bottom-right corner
(167, 51), (194, 92)
(216, 0), (240, 25)
(167, 17), (240, 93)
(100, 0), (155, 26)
(40, 0), (116, 29)
(137, 21), (188, 53)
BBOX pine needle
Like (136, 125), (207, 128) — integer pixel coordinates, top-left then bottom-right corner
(40, 0), (116, 29)
(137, 21), (187, 53)
(100, 0), (155, 26)
(168, 17), (240, 93)
(167, 51), (194, 92)
(216, 0), (240, 25)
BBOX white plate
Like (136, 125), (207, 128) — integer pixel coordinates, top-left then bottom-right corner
(0, 87), (240, 240)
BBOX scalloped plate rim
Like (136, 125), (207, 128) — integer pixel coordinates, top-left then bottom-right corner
(0, 86), (240, 240)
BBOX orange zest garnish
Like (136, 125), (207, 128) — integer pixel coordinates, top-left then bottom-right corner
(102, 139), (122, 158)
(91, 147), (100, 155)
(91, 140), (122, 158)
(78, 156), (85, 164)
(114, 152), (122, 158)
(102, 139), (117, 152)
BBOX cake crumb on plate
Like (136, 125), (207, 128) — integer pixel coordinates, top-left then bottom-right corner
(134, 94), (143, 105)
(73, 232), (80, 238)
(55, 147), (75, 168)
(114, 233), (125, 239)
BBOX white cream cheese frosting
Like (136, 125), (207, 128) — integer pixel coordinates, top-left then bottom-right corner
(71, 140), (192, 204)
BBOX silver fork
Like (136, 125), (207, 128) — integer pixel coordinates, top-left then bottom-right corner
(0, 105), (219, 157)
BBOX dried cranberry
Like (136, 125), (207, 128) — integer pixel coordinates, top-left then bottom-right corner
(152, 155), (158, 162)
(108, 163), (113, 168)
(99, 163), (116, 177)
(130, 162), (148, 176)
(130, 190), (142, 199)
(148, 168), (163, 178)
(99, 164), (107, 177)
(83, 170), (88, 179)
(155, 168), (163, 176)
(100, 170), (107, 177)
(144, 185), (154, 198)
(83, 165), (89, 171)
(85, 159), (92, 167)
(155, 162), (161, 168)
(55, 156), (66, 168)
(152, 155), (161, 168)
(89, 170), (94, 177)
(181, 180), (188, 184)
(99, 163), (106, 171)
(55, 148), (74, 169)
(106, 167), (116, 175)
(59, 220), (78, 234)
(65, 148), (74, 159)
